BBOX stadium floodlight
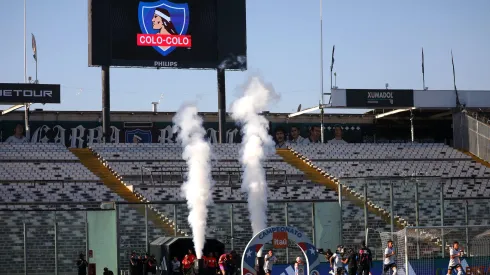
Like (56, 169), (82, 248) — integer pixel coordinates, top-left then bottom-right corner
(288, 104), (331, 119)
(429, 111), (452, 119)
(375, 107), (416, 119)
(2, 104), (25, 115)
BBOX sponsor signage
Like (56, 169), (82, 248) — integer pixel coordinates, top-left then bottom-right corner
(88, 0), (247, 69)
(258, 226), (303, 240)
(272, 232), (288, 249)
(0, 121), (365, 147)
(346, 89), (414, 108)
(0, 83), (61, 104)
(242, 226), (320, 275)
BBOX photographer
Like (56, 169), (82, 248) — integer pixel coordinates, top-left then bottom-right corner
(358, 241), (372, 275)
(103, 267), (114, 275)
(345, 248), (358, 275)
(77, 253), (88, 275)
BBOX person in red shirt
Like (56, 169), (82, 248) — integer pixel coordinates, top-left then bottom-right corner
(187, 249), (197, 265)
(182, 255), (193, 275)
(205, 252), (217, 275)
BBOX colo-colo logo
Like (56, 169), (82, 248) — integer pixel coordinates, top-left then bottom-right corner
(367, 91), (393, 99)
(0, 89), (53, 98)
(258, 227), (302, 239)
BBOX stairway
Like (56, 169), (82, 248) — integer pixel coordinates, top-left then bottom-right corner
(276, 148), (408, 228)
(70, 148), (187, 237)
(276, 147), (444, 246)
(460, 150), (490, 169)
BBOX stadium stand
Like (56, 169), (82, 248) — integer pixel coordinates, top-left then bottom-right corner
(284, 143), (490, 246)
(89, 143), (395, 257)
(0, 143), (117, 205)
(2, 141), (490, 273)
(0, 143), (118, 274)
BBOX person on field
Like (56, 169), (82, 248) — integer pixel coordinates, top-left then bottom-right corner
(357, 241), (373, 275)
(77, 253), (88, 275)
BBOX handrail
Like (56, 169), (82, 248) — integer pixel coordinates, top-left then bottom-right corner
(0, 199), (338, 206)
(138, 165), (290, 185)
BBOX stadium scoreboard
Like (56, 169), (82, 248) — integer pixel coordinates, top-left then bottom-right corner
(88, 0), (247, 70)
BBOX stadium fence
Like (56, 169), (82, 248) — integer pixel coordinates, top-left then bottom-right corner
(2, 175), (490, 274)
(454, 111), (490, 163)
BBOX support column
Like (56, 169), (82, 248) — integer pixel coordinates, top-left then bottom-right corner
(320, 108), (325, 143)
(465, 200), (469, 256)
(404, 228), (409, 275)
(54, 216), (58, 275)
(102, 65), (111, 143)
(390, 181), (394, 236)
(285, 203), (289, 263)
(217, 69), (226, 143)
(311, 203), (316, 246)
(230, 204), (234, 250)
(410, 109), (415, 143)
(145, 205), (149, 252)
(440, 181), (445, 258)
(363, 181), (368, 244)
(24, 104), (30, 140)
(338, 184), (343, 243)
(173, 204), (178, 236)
(116, 205), (121, 274)
(24, 223), (27, 275)
(85, 211), (89, 260)
(415, 181), (420, 259)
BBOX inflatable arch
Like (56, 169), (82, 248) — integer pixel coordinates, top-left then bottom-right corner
(241, 226), (321, 275)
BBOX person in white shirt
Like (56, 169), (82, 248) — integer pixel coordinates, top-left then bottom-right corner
(288, 126), (307, 145)
(328, 125), (347, 144)
(294, 257), (305, 275)
(383, 240), (397, 275)
(263, 250), (277, 275)
(329, 245), (348, 275)
(274, 128), (288, 149)
(5, 124), (28, 143)
(447, 241), (463, 275)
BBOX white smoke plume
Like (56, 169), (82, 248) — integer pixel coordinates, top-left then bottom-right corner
(173, 104), (214, 259)
(230, 76), (279, 235)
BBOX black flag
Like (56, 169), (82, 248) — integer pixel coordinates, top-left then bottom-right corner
(330, 45), (335, 72)
(451, 50), (457, 90)
(32, 33), (37, 61)
(451, 50), (461, 107)
(421, 48), (424, 74)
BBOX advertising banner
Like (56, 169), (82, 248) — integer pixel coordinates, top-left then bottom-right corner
(0, 83), (61, 104)
(0, 121), (367, 147)
(89, 0), (247, 69)
(273, 258), (490, 275)
(346, 89), (414, 108)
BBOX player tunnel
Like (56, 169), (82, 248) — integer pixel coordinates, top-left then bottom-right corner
(150, 237), (225, 274)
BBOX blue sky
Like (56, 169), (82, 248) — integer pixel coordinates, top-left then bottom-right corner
(0, 0), (489, 113)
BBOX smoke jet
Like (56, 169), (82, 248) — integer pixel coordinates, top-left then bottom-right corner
(173, 104), (214, 259)
(230, 76), (279, 235)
